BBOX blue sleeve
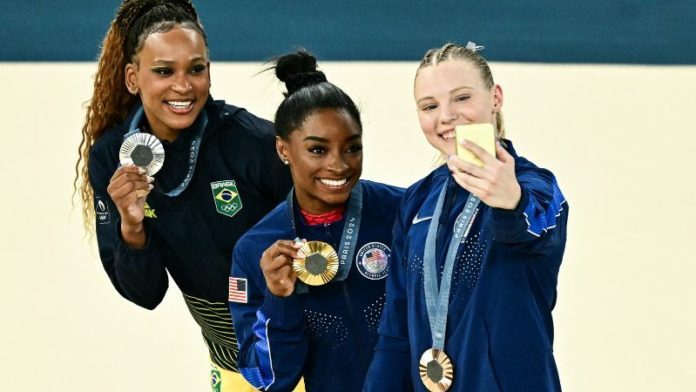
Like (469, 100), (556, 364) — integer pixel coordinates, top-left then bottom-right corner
(89, 147), (168, 310)
(229, 240), (307, 391)
(363, 198), (413, 392)
(488, 156), (568, 255)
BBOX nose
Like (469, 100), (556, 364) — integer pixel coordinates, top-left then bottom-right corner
(171, 73), (192, 94)
(326, 150), (349, 174)
(439, 103), (458, 124)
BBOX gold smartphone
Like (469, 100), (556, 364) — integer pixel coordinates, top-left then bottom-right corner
(455, 123), (496, 167)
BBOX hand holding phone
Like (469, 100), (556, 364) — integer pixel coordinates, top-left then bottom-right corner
(455, 123), (495, 167)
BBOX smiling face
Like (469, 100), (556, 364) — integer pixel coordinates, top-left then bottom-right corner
(125, 26), (210, 141)
(414, 60), (503, 156)
(277, 108), (363, 214)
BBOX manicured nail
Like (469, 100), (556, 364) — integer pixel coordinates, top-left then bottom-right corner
(146, 176), (155, 183)
(137, 167), (146, 174)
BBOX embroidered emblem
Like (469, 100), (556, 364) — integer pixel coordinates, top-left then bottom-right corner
(228, 277), (248, 304)
(211, 180), (243, 218)
(356, 242), (390, 280)
(144, 202), (157, 219)
(95, 195), (111, 225)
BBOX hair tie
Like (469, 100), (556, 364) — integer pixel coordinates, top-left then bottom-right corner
(465, 41), (485, 52)
(285, 71), (327, 95)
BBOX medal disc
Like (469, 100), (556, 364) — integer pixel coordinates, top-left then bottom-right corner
(119, 133), (165, 176)
(419, 348), (454, 392)
(293, 241), (339, 286)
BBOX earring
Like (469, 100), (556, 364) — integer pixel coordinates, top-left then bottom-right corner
(283, 159), (289, 165)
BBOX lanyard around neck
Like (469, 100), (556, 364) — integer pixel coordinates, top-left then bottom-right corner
(423, 179), (480, 350)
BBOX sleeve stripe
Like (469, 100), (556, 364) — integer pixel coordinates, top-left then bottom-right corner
(522, 180), (567, 237)
(240, 311), (276, 390)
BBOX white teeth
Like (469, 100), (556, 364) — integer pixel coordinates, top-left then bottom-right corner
(319, 178), (348, 187)
(441, 130), (455, 140)
(167, 101), (193, 109)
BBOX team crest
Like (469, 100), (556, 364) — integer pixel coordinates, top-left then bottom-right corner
(211, 180), (243, 218)
(356, 242), (390, 280)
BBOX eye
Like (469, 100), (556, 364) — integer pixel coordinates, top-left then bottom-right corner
(346, 143), (363, 154)
(308, 145), (326, 155)
(152, 67), (173, 76)
(190, 64), (207, 74)
(454, 95), (470, 102)
(420, 103), (437, 112)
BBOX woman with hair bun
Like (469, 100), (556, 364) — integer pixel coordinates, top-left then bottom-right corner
(74, 1), (292, 390)
(228, 50), (404, 392)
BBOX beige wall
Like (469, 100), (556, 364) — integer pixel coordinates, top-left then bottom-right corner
(1, 61), (694, 391)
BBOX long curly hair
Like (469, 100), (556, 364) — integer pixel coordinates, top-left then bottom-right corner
(74, 0), (205, 232)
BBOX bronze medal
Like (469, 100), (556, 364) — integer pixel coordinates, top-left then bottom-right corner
(293, 241), (339, 286)
(419, 348), (454, 392)
(119, 132), (165, 176)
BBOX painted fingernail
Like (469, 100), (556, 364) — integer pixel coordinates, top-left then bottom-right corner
(146, 176), (155, 183)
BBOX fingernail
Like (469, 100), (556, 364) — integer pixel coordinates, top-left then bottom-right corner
(137, 167), (146, 174)
(148, 184), (154, 190)
(146, 176), (155, 183)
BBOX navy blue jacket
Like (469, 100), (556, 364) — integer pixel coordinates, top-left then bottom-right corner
(364, 142), (568, 392)
(229, 180), (404, 391)
(89, 99), (292, 370)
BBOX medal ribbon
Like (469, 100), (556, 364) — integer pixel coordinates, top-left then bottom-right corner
(286, 182), (363, 293)
(123, 105), (208, 197)
(423, 179), (480, 350)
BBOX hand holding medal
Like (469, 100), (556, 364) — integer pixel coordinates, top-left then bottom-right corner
(260, 240), (303, 297)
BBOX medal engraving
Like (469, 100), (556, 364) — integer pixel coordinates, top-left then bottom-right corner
(119, 133), (165, 176)
(293, 241), (339, 286)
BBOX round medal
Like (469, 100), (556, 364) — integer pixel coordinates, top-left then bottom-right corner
(293, 241), (339, 286)
(419, 348), (454, 392)
(119, 133), (165, 176)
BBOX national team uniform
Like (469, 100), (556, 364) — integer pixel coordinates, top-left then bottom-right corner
(229, 180), (404, 392)
(364, 141), (568, 392)
(89, 98), (293, 391)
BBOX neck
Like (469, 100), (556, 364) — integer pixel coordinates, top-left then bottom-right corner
(300, 205), (346, 226)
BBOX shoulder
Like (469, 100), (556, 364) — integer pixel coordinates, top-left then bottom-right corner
(234, 202), (291, 257)
(403, 164), (448, 206)
(88, 120), (130, 183)
(211, 100), (275, 141)
(359, 179), (405, 204)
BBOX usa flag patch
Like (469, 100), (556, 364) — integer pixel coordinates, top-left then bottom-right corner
(228, 277), (248, 303)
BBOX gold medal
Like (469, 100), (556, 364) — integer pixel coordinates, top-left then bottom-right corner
(419, 348), (454, 392)
(293, 241), (339, 286)
(119, 133), (165, 176)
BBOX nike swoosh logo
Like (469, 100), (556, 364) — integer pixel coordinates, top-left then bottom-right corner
(412, 215), (432, 224)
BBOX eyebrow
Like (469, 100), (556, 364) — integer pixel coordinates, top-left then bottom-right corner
(150, 57), (207, 65)
(303, 134), (362, 143)
(416, 86), (475, 104)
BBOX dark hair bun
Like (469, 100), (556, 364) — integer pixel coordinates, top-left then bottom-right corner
(275, 50), (327, 96)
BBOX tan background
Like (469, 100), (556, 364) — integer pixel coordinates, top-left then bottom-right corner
(1, 61), (694, 391)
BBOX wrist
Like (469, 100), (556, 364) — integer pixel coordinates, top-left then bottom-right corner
(120, 221), (146, 248)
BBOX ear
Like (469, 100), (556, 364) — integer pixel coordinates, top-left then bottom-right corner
(492, 84), (504, 112)
(276, 136), (290, 165)
(125, 63), (139, 95)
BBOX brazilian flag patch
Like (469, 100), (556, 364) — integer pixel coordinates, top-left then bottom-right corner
(210, 366), (221, 392)
(211, 180), (243, 218)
